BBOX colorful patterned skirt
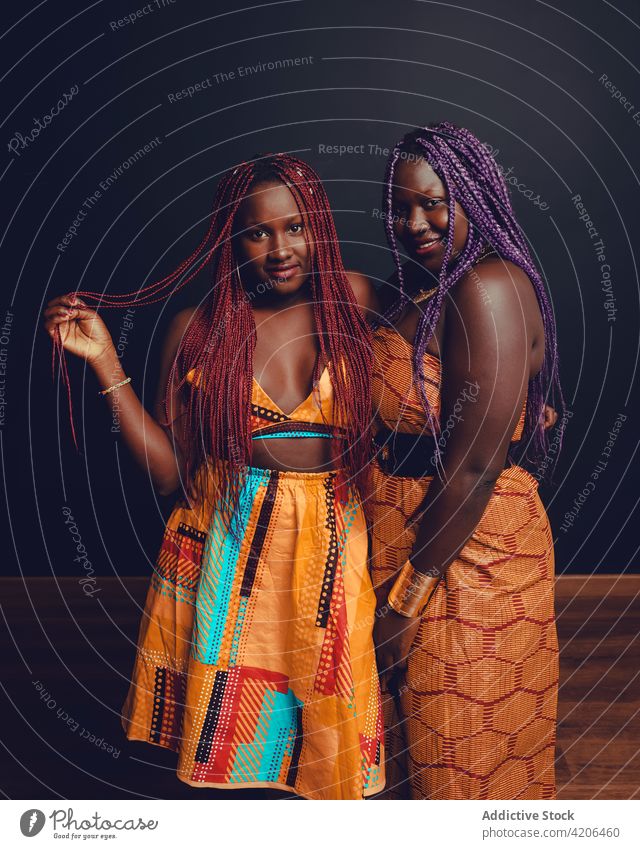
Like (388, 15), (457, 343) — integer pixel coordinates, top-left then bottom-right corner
(120, 464), (385, 800)
(369, 462), (558, 800)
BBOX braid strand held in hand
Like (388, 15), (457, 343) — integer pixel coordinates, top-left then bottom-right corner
(52, 153), (374, 528)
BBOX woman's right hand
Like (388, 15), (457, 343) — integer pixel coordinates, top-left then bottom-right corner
(43, 293), (115, 365)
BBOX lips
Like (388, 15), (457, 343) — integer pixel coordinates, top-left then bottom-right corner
(412, 236), (444, 256)
(265, 263), (300, 281)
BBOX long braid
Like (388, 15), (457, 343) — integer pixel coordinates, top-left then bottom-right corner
(377, 122), (564, 477)
(52, 153), (373, 527)
(382, 147), (408, 324)
(267, 156), (374, 508)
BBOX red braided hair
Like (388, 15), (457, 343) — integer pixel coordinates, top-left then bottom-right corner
(52, 153), (374, 526)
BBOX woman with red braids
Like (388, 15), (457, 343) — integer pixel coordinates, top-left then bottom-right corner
(42, 154), (384, 800)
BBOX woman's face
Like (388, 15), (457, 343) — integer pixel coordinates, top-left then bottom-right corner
(234, 180), (313, 298)
(391, 157), (469, 274)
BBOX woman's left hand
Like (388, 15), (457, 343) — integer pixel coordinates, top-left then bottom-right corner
(374, 607), (421, 681)
(543, 405), (558, 430)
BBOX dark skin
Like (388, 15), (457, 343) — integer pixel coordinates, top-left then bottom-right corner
(232, 180), (376, 472)
(374, 156), (554, 681)
(42, 179), (377, 491)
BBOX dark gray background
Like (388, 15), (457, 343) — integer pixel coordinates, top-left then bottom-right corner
(2, 0), (638, 576)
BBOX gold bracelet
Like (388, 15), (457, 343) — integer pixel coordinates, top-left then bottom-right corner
(387, 558), (441, 618)
(99, 376), (131, 396)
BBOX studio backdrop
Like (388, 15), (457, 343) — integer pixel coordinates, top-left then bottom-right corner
(2, 0), (638, 583)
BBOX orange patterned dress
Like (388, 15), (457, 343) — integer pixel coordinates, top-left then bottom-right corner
(120, 364), (384, 800)
(369, 325), (558, 799)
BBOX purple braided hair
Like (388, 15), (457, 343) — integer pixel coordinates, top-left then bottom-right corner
(378, 121), (565, 477)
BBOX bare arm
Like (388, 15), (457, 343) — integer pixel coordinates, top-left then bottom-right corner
(90, 307), (196, 497)
(346, 270), (381, 322)
(408, 264), (538, 577)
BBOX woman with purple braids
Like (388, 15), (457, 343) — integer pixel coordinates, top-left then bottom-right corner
(369, 122), (563, 799)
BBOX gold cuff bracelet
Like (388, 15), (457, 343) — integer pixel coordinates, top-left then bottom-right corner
(387, 559), (441, 618)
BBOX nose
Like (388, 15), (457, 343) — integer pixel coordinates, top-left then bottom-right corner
(268, 231), (294, 261)
(406, 207), (431, 234)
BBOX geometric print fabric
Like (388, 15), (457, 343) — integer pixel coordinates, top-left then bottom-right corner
(121, 369), (385, 799)
(369, 326), (558, 799)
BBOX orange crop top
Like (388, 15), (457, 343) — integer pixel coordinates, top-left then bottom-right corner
(371, 326), (526, 441)
(185, 365), (345, 441)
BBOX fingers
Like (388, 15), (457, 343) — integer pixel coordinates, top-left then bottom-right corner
(43, 295), (95, 337)
(377, 647), (406, 680)
(394, 650), (408, 675)
(43, 305), (76, 320)
(46, 293), (84, 309)
(44, 305), (94, 321)
(375, 650), (395, 680)
(543, 405), (558, 430)
(44, 319), (70, 340)
(43, 304), (80, 338)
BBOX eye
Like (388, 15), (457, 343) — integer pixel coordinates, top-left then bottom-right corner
(289, 222), (304, 234)
(422, 198), (442, 209)
(250, 228), (267, 240)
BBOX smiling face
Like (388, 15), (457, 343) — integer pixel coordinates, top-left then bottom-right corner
(233, 180), (313, 299)
(391, 156), (469, 273)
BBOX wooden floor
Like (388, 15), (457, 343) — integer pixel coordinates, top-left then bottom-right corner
(554, 575), (640, 799)
(1, 575), (639, 799)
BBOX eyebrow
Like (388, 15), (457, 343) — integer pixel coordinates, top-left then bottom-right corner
(394, 190), (445, 201)
(242, 213), (304, 227)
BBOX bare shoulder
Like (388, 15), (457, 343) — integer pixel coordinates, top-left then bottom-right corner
(346, 269), (376, 304)
(452, 256), (538, 316)
(345, 269), (381, 318)
(154, 307), (200, 412)
(163, 306), (199, 349)
(157, 307), (200, 378)
(171, 305), (199, 333)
